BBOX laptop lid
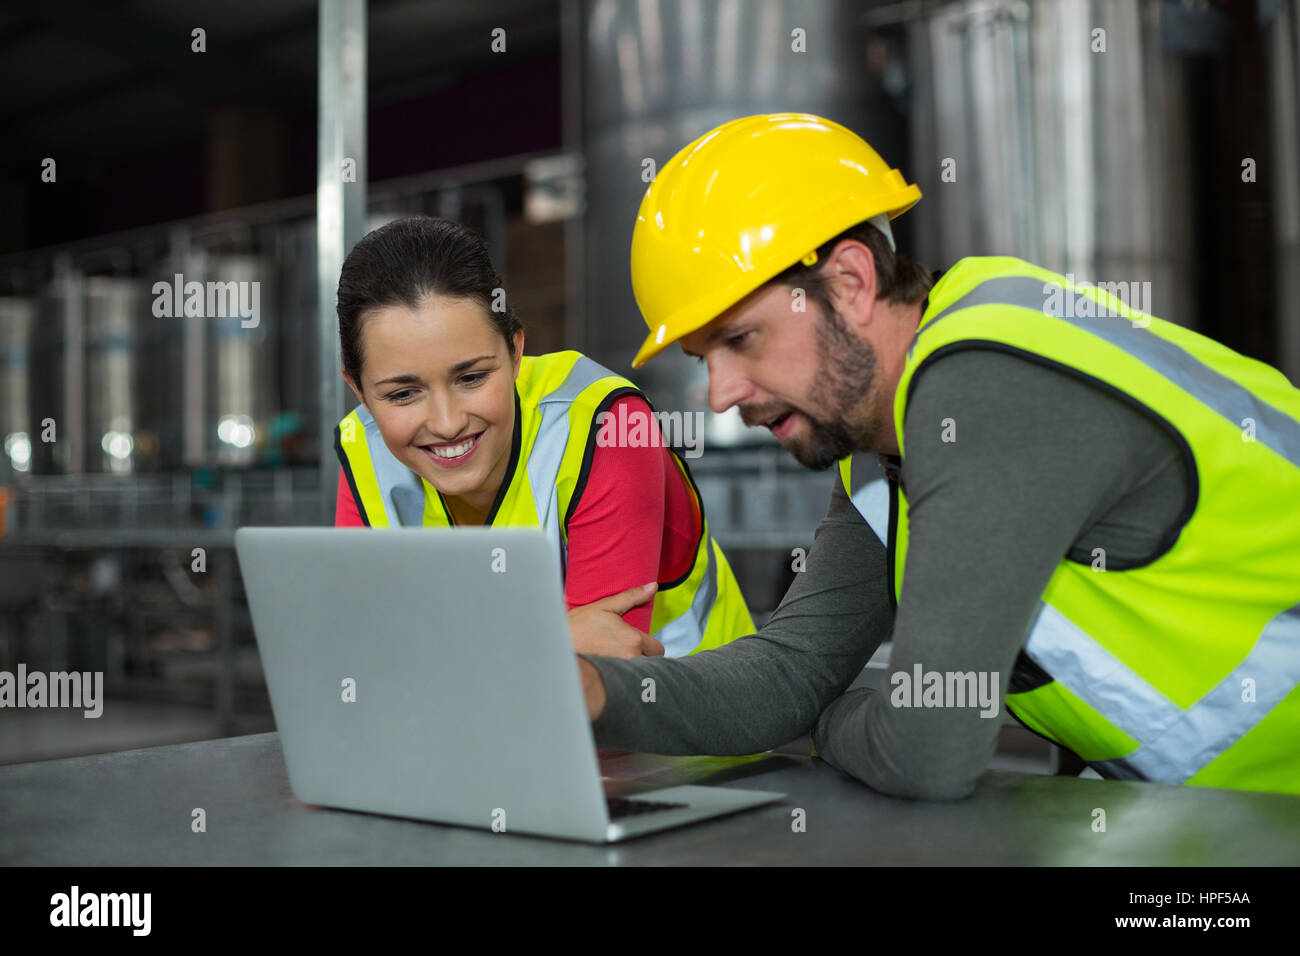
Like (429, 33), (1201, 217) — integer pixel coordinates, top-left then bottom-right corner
(235, 526), (614, 842)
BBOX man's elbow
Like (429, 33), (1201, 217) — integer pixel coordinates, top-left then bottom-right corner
(883, 773), (980, 802)
(853, 756), (984, 802)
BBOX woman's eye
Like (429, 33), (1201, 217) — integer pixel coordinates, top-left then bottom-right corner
(727, 331), (751, 349)
(388, 389), (415, 402)
(459, 372), (487, 386)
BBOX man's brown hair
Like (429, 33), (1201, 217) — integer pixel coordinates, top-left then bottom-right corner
(769, 220), (933, 318)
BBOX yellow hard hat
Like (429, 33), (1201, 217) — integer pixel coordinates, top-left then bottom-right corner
(629, 112), (921, 368)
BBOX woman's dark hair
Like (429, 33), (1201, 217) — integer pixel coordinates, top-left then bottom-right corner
(768, 219), (933, 319)
(337, 215), (523, 390)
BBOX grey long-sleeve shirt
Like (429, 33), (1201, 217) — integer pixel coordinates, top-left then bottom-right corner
(582, 346), (1188, 800)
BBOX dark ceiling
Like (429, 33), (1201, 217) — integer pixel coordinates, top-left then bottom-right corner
(0, 0), (564, 252)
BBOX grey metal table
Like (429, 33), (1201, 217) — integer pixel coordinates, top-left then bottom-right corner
(2, 731), (1298, 865)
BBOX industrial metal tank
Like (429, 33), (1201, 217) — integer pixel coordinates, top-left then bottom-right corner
(150, 249), (278, 468)
(201, 255), (276, 466)
(903, 0), (1197, 328)
(83, 277), (146, 475)
(135, 263), (186, 472)
(25, 274), (155, 476)
(0, 297), (36, 476)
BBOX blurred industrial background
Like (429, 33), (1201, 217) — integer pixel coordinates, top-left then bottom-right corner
(0, 0), (1297, 770)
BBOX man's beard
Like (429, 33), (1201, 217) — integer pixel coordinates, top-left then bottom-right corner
(742, 302), (879, 471)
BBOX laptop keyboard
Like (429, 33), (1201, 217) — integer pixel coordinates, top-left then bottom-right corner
(606, 796), (689, 819)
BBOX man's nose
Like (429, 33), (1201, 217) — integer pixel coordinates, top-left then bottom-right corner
(706, 355), (750, 415)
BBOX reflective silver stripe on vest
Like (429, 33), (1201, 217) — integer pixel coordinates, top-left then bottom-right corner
(843, 455), (890, 545)
(355, 354), (617, 538)
(1022, 599), (1300, 783)
(911, 272), (1300, 781)
(351, 402), (426, 526)
(653, 537), (718, 657)
(850, 476), (890, 546)
(912, 275), (1300, 470)
(529, 357), (720, 657)
(525, 356), (617, 571)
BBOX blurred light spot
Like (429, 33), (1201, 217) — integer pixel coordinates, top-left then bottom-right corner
(4, 432), (31, 472)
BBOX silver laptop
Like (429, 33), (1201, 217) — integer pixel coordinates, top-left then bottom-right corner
(234, 526), (784, 843)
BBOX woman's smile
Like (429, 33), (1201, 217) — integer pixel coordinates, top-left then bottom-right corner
(419, 430), (484, 467)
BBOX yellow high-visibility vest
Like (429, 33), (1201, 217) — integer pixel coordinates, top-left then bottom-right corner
(336, 350), (754, 657)
(839, 256), (1300, 794)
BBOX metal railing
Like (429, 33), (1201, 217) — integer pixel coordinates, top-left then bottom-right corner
(2, 467), (323, 547)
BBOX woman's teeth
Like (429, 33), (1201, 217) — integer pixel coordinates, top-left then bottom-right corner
(429, 437), (476, 458)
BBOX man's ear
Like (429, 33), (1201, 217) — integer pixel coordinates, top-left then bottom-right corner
(826, 240), (877, 331)
(511, 329), (525, 377)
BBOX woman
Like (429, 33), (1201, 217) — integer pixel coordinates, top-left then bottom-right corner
(332, 215), (754, 658)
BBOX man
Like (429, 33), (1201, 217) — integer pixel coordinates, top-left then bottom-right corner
(571, 113), (1300, 800)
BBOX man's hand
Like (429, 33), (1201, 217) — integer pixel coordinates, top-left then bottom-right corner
(567, 583), (663, 658)
(578, 656), (607, 722)
(570, 584), (660, 724)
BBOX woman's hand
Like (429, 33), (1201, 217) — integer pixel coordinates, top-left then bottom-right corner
(568, 583), (664, 658)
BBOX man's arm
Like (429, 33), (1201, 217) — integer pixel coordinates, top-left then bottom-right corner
(814, 348), (1163, 800)
(581, 475), (893, 755)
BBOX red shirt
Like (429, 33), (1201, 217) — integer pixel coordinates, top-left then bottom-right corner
(335, 394), (700, 634)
